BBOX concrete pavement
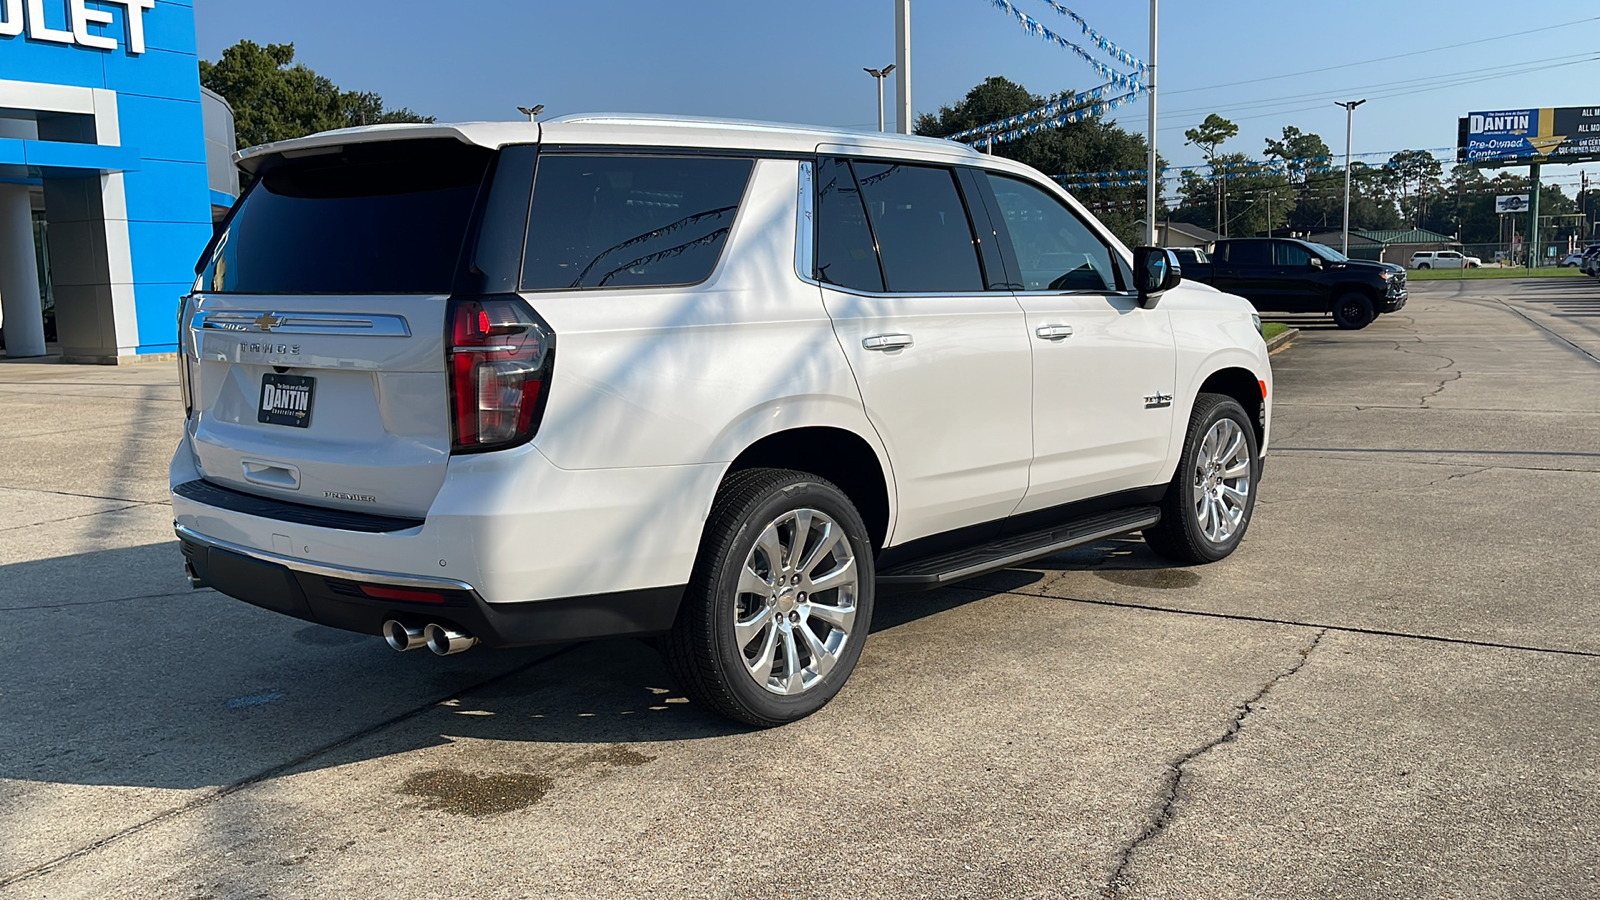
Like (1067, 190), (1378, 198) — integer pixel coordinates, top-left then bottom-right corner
(1, 278), (1597, 898)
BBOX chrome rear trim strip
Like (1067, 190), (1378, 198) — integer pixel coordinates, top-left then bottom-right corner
(194, 310), (412, 337)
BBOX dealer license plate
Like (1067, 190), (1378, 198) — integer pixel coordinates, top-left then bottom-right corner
(258, 374), (315, 428)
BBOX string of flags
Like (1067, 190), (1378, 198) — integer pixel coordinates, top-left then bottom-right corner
(982, 0), (1141, 91)
(1036, 1), (1145, 72)
(946, 82), (1117, 142)
(1055, 147), (1463, 187)
(977, 90), (1142, 149)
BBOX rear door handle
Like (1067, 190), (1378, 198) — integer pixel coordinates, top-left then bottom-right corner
(862, 333), (914, 351)
(1035, 325), (1074, 341)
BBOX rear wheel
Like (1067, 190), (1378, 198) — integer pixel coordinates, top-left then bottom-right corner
(665, 468), (874, 726)
(1145, 394), (1259, 565)
(1332, 293), (1375, 330)
(1417, 263), (1431, 269)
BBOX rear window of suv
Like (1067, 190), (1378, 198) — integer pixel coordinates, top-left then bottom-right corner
(197, 139), (494, 295)
(521, 154), (754, 291)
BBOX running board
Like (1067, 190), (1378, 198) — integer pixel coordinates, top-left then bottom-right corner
(876, 506), (1161, 589)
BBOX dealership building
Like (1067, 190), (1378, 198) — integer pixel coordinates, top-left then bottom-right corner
(2, 0), (235, 363)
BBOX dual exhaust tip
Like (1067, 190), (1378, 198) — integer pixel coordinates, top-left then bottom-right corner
(383, 619), (478, 656)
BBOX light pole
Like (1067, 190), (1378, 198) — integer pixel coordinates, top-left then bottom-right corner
(517, 104), (545, 122)
(1144, 0), (1158, 246)
(1335, 99), (1367, 255)
(863, 65), (896, 132)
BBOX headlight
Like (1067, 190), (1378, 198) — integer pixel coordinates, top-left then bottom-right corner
(1380, 270), (1394, 280)
(1251, 314), (1263, 336)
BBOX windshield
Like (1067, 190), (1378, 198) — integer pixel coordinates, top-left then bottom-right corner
(1307, 242), (1348, 262)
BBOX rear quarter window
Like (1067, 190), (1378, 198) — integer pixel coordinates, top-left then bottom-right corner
(520, 155), (754, 291)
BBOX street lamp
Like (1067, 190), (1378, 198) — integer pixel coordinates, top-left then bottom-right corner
(517, 104), (545, 122)
(1335, 99), (1367, 255)
(863, 65), (895, 132)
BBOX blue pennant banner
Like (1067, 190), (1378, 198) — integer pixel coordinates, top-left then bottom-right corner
(974, 89), (1143, 149)
(947, 81), (1118, 143)
(1036, 1), (1145, 72)
(983, 0), (1140, 91)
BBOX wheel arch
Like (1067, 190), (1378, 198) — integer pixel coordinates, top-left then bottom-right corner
(1195, 364), (1268, 448)
(722, 426), (893, 552)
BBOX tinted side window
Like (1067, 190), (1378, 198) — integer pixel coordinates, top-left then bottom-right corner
(521, 155), (753, 291)
(985, 174), (1117, 292)
(1227, 241), (1271, 267)
(198, 139), (492, 294)
(853, 162), (984, 293)
(814, 157), (884, 292)
(1274, 241), (1311, 266)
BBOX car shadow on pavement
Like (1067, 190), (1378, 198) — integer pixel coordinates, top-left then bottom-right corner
(0, 541), (1027, 789)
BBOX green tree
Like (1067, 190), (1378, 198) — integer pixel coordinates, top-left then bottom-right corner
(1384, 149), (1444, 227)
(1263, 126), (1340, 234)
(1182, 114), (1239, 234)
(916, 76), (1162, 246)
(200, 40), (432, 149)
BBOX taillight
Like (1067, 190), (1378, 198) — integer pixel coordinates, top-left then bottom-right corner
(177, 296), (193, 417)
(446, 296), (553, 453)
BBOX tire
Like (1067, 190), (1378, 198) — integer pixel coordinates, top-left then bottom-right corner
(665, 468), (875, 727)
(1144, 394), (1260, 565)
(1332, 293), (1376, 330)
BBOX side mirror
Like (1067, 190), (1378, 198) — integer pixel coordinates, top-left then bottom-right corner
(1309, 256), (1323, 270)
(1133, 247), (1182, 307)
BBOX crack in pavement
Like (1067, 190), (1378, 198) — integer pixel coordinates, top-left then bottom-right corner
(0, 502), (165, 534)
(2, 588), (203, 612)
(1102, 629), (1328, 899)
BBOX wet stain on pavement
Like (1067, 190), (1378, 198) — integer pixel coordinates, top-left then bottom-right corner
(569, 746), (656, 768)
(400, 768), (554, 816)
(1094, 568), (1202, 589)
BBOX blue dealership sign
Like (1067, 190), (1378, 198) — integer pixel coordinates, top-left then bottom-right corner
(1462, 107), (1600, 165)
(1, 0), (215, 359)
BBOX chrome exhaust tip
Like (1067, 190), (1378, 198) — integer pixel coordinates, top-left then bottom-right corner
(382, 619), (428, 652)
(423, 623), (478, 656)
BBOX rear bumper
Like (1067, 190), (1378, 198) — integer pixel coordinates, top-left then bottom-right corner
(177, 525), (683, 647)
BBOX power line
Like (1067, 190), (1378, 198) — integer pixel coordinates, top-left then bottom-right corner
(1160, 15), (1600, 99)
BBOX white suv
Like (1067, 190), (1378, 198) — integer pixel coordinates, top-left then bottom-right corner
(172, 116), (1272, 725)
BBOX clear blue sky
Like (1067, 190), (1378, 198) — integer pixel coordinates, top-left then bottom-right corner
(195, 1), (1600, 193)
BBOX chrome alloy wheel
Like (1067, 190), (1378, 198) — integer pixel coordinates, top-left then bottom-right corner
(1192, 418), (1253, 543)
(734, 508), (858, 696)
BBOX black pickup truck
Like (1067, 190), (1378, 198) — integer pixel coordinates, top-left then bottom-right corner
(1180, 237), (1407, 330)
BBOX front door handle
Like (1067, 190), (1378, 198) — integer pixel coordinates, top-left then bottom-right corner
(1035, 325), (1074, 341)
(862, 333), (914, 351)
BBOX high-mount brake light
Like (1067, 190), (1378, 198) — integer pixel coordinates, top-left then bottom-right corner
(446, 297), (553, 453)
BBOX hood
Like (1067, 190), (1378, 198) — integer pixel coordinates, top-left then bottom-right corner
(1337, 259), (1403, 274)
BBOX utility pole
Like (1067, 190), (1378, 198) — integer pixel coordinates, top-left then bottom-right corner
(863, 65), (895, 132)
(894, 0), (911, 134)
(1144, 0), (1158, 246)
(1527, 161), (1541, 269)
(1335, 99), (1367, 255)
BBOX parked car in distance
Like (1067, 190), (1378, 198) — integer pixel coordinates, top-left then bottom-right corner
(1560, 252), (1586, 267)
(1169, 247), (1209, 268)
(1181, 237), (1406, 329)
(1583, 246), (1600, 276)
(171, 115), (1273, 726)
(1410, 250), (1481, 269)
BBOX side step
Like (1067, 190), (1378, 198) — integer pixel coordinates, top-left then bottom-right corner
(877, 506), (1161, 589)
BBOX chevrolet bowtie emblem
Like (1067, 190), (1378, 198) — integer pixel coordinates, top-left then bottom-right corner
(253, 313), (287, 332)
